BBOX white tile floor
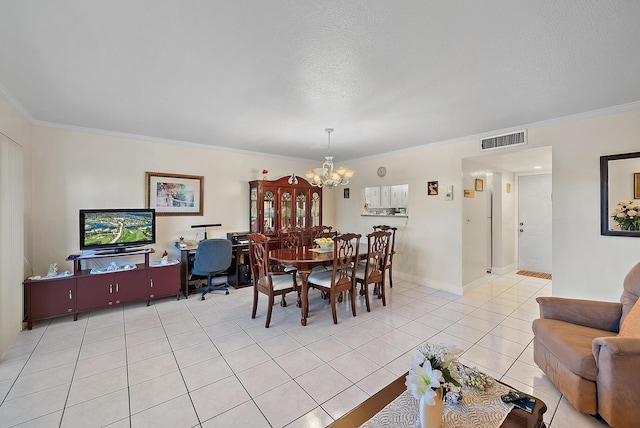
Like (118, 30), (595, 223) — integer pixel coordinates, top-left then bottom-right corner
(0, 272), (610, 428)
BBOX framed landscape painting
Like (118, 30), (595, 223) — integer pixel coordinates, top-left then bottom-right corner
(146, 172), (204, 216)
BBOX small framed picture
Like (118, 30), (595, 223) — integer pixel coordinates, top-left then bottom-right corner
(475, 178), (484, 192)
(427, 181), (438, 195)
(464, 189), (475, 198)
(506, 183), (511, 193)
(635, 173), (640, 199)
(344, 188), (350, 199)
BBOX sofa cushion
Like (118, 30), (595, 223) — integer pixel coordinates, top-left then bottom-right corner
(619, 298), (640, 337)
(620, 261), (640, 327)
(532, 318), (617, 381)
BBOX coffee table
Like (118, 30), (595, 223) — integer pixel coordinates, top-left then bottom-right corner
(328, 371), (546, 428)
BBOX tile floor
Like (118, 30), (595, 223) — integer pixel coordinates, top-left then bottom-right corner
(0, 271), (609, 428)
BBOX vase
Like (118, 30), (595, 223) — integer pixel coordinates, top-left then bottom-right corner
(419, 388), (443, 428)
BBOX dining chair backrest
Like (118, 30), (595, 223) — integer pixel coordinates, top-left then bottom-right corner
(363, 230), (391, 285)
(248, 233), (271, 287)
(330, 233), (361, 289)
(309, 225), (336, 247)
(278, 226), (304, 249)
(372, 225), (397, 288)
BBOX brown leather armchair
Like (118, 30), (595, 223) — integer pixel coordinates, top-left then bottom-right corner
(532, 261), (640, 427)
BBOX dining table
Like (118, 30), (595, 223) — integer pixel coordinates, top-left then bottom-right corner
(270, 244), (368, 326)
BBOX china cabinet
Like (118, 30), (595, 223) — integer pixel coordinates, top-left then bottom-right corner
(249, 176), (322, 236)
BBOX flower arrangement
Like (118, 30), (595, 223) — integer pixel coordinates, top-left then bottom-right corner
(406, 343), (462, 405)
(262, 169), (269, 180)
(612, 200), (640, 231)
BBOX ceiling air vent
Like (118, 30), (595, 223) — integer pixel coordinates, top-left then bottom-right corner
(480, 130), (527, 151)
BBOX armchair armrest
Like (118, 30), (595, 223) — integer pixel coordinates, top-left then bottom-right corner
(593, 336), (640, 362)
(591, 336), (640, 427)
(536, 297), (622, 332)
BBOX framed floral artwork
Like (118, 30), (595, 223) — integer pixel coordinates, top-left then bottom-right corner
(146, 172), (204, 216)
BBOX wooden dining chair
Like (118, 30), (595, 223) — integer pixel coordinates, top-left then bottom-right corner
(354, 230), (391, 311)
(306, 233), (361, 324)
(276, 226), (305, 273)
(373, 225), (397, 288)
(248, 233), (297, 328)
(278, 226), (305, 249)
(309, 225), (336, 246)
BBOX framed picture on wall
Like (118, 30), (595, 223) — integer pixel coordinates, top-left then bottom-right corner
(427, 181), (438, 195)
(146, 172), (204, 216)
(635, 173), (640, 199)
(475, 178), (484, 192)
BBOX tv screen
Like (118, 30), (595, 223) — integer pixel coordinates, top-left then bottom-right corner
(80, 209), (156, 253)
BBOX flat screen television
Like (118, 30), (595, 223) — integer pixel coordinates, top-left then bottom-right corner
(80, 209), (156, 253)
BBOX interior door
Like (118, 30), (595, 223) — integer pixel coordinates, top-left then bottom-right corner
(518, 174), (552, 273)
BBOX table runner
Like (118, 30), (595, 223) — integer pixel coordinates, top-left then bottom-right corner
(362, 383), (515, 428)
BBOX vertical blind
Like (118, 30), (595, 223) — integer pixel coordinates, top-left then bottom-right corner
(0, 133), (24, 351)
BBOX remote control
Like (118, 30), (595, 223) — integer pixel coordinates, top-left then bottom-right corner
(501, 390), (527, 403)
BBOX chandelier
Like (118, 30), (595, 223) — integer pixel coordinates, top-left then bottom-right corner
(305, 128), (354, 189)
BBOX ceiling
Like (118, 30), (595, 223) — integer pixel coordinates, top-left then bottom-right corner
(1, 1), (640, 163)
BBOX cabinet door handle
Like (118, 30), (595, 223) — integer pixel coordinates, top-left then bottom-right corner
(150, 279), (153, 288)
(110, 284), (113, 293)
(69, 290), (72, 300)
(116, 283), (119, 293)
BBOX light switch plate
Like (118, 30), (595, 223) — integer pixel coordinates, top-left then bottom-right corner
(445, 185), (453, 201)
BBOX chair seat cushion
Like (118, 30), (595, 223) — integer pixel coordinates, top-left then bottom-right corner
(532, 318), (617, 381)
(307, 270), (332, 288)
(270, 274), (295, 291)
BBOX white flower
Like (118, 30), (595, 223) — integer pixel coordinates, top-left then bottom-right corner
(405, 360), (443, 403)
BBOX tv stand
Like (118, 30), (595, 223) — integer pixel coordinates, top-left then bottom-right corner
(23, 248), (180, 329)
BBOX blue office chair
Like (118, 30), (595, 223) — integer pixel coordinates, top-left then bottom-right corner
(191, 238), (233, 300)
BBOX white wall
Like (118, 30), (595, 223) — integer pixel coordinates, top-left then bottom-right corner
(539, 111), (640, 300)
(461, 160), (490, 286)
(335, 141), (469, 293)
(496, 171), (516, 273)
(333, 109), (640, 301)
(30, 126), (333, 274)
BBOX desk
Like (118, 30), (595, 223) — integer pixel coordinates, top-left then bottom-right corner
(328, 371), (546, 428)
(176, 243), (252, 298)
(270, 245), (367, 326)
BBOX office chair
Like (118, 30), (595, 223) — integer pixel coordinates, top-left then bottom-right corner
(191, 238), (233, 300)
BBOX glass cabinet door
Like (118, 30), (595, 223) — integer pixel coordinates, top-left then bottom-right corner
(250, 186), (258, 232)
(280, 190), (293, 229)
(296, 190), (307, 228)
(263, 189), (276, 235)
(311, 191), (321, 227)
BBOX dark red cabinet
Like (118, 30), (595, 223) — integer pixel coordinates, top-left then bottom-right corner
(24, 250), (181, 329)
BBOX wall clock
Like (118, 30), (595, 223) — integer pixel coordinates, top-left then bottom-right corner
(377, 166), (387, 177)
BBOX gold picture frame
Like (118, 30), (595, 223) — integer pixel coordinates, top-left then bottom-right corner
(635, 173), (640, 199)
(146, 172), (204, 216)
(475, 178), (484, 192)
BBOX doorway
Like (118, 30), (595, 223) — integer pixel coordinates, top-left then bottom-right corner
(463, 146), (552, 283)
(518, 174), (552, 274)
